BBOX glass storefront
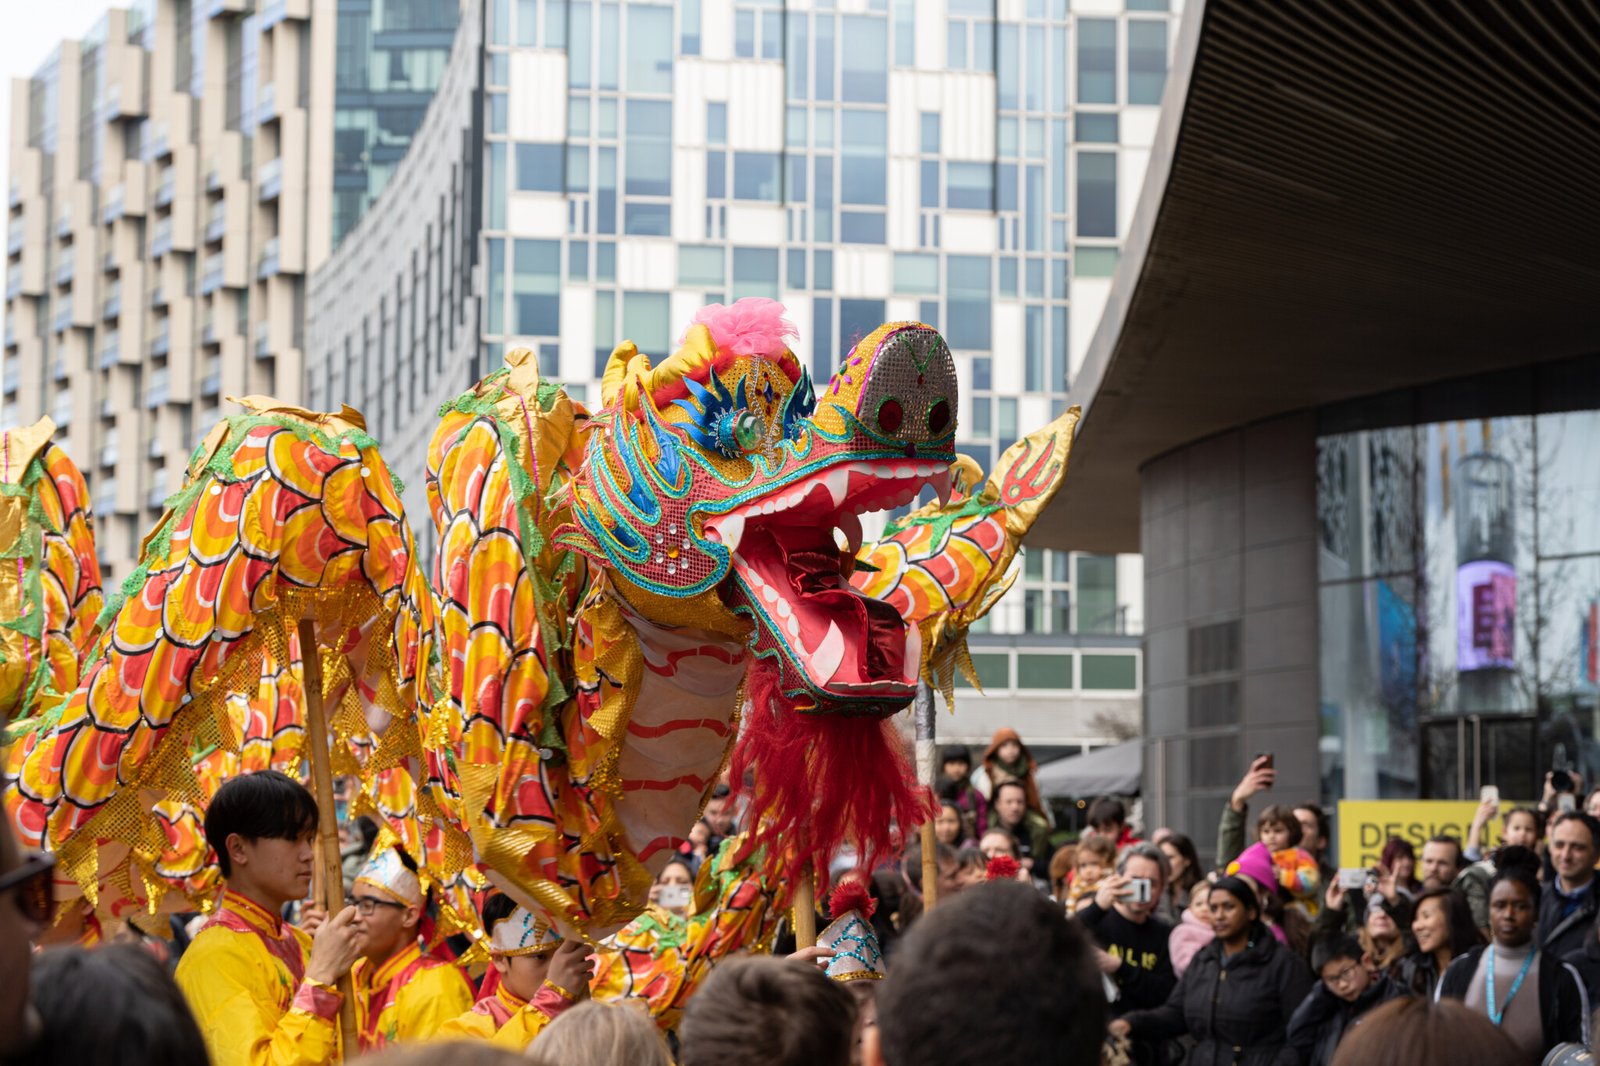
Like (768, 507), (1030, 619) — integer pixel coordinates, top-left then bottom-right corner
(1316, 356), (1600, 804)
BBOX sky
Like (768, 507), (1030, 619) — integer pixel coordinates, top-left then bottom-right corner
(0, 0), (119, 191)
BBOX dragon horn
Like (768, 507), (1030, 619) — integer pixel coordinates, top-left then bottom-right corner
(600, 341), (646, 409)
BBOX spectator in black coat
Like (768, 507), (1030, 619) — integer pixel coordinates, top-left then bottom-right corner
(1078, 843), (1176, 1066)
(1537, 812), (1600, 960)
(1287, 935), (1406, 1066)
(1436, 847), (1589, 1061)
(1112, 875), (1313, 1066)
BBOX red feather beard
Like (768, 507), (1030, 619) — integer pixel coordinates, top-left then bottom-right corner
(730, 657), (936, 887)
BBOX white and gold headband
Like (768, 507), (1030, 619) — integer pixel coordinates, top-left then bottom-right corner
(490, 904), (564, 957)
(353, 848), (423, 908)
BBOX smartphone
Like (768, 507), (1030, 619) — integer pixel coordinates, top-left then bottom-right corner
(657, 884), (692, 910)
(1481, 785), (1500, 807)
(1559, 793), (1577, 813)
(1126, 878), (1153, 904)
(1336, 868), (1368, 891)
(1254, 751), (1274, 771)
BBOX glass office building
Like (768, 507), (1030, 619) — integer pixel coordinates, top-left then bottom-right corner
(476, 0), (1168, 686)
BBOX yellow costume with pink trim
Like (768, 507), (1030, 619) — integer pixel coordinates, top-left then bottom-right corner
(174, 890), (343, 1066)
(435, 902), (579, 1046)
(352, 942), (473, 1051)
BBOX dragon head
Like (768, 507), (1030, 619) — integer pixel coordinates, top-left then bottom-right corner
(560, 299), (956, 717)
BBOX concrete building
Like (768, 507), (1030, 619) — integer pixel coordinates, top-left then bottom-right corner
(309, 0), (1178, 758)
(2, 0), (457, 583)
(1039, 0), (1600, 858)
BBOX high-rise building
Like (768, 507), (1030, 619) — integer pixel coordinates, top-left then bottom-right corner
(311, 0), (1171, 762)
(2, 0), (462, 583)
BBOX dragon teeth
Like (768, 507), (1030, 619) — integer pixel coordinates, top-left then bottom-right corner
(812, 621), (846, 684)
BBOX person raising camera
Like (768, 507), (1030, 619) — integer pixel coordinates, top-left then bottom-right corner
(1077, 843), (1175, 1066)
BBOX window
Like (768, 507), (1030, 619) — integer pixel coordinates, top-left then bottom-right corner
(893, 254), (938, 295)
(679, 246), (724, 287)
(1076, 247), (1119, 277)
(624, 203), (671, 235)
(840, 299), (885, 361)
(515, 144), (563, 192)
(840, 212), (886, 244)
(566, 145), (589, 192)
(512, 240), (560, 336)
(787, 13), (808, 97)
(841, 17), (888, 103)
(955, 652), (1009, 690)
(1077, 19), (1116, 104)
(1075, 113), (1118, 143)
(593, 290), (615, 376)
(707, 102), (726, 145)
(946, 163), (993, 211)
(1076, 554), (1119, 634)
(946, 257), (991, 350)
(1127, 20), (1167, 104)
(681, 0), (701, 54)
(1017, 654), (1073, 689)
(627, 6), (673, 94)
(841, 110), (887, 205)
(736, 10), (755, 57)
(1082, 655), (1137, 690)
(486, 238), (505, 334)
(920, 112), (940, 153)
(732, 248), (780, 299)
(733, 153), (780, 200)
(1077, 152), (1117, 238)
(707, 151), (727, 198)
(786, 248), (806, 289)
(1025, 306), (1044, 392)
(625, 101), (671, 196)
(569, 97), (590, 136)
(622, 292), (670, 354)
(813, 250), (833, 291)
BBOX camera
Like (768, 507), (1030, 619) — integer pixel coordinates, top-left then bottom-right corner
(1551, 769), (1576, 794)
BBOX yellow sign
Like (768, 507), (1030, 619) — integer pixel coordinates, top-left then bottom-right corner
(1336, 800), (1513, 869)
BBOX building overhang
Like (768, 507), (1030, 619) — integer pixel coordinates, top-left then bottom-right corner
(1035, 0), (1600, 554)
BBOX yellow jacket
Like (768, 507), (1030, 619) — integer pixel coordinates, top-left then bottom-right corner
(436, 979), (576, 1048)
(175, 891), (343, 1066)
(353, 943), (474, 1052)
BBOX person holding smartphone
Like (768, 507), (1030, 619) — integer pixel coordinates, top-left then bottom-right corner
(649, 857), (697, 920)
(1077, 843), (1176, 1066)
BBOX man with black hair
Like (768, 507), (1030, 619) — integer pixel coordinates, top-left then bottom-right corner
(437, 892), (594, 1045)
(994, 779), (1053, 876)
(174, 770), (363, 1066)
(680, 956), (857, 1066)
(1088, 797), (1141, 851)
(347, 848), (473, 1051)
(865, 880), (1106, 1066)
(1538, 812), (1600, 959)
(1287, 935), (1404, 1066)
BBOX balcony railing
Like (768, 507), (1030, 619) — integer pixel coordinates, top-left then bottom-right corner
(51, 358), (68, 382)
(103, 250), (116, 274)
(146, 485), (167, 511)
(257, 237), (281, 279)
(258, 157), (283, 202)
(148, 436), (165, 459)
(151, 286), (167, 309)
(98, 397), (113, 419)
(150, 330), (170, 358)
(148, 123), (170, 161)
(3, 323), (14, 350)
(154, 173), (176, 208)
(150, 219), (172, 258)
(51, 307), (71, 333)
(5, 273), (21, 299)
(2, 364), (18, 393)
(7, 224), (23, 256)
(254, 322), (270, 359)
(205, 210), (227, 243)
(98, 338), (119, 369)
(200, 372), (221, 398)
(102, 292), (120, 320)
(258, 82), (279, 125)
(56, 212), (71, 239)
(260, 0), (289, 28)
(55, 255), (74, 286)
(99, 444), (117, 467)
(200, 254), (224, 295)
(102, 186), (125, 224)
(145, 380), (169, 408)
(201, 318), (219, 345)
(8, 180), (19, 209)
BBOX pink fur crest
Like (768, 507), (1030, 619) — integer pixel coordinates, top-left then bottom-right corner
(688, 298), (798, 357)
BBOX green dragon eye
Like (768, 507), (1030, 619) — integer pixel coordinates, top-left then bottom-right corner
(732, 411), (763, 450)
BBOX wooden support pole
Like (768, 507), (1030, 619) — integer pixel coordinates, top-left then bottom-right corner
(298, 619), (359, 1057)
(793, 867), (817, 949)
(914, 680), (938, 911)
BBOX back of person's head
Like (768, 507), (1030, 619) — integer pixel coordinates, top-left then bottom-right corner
(535, 1000), (672, 1066)
(14, 944), (208, 1066)
(1087, 798), (1125, 832)
(1047, 845), (1076, 894)
(872, 880), (1104, 1066)
(679, 956), (856, 1066)
(1256, 804), (1303, 847)
(1329, 996), (1523, 1066)
(1310, 934), (1364, 973)
(204, 769), (318, 877)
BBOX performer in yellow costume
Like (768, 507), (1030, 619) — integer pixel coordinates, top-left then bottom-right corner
(174, 771), (361, 1066)
(437, 896), (593, 1047)
(348, 848), (474, 1052)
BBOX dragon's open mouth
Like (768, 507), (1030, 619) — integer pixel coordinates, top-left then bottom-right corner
(704, 460), (952, 703)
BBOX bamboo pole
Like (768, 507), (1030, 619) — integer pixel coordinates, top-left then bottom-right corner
(298, 619), (359, 1057)
(793, 867), (817, 949)
(914, 680), (938, 910)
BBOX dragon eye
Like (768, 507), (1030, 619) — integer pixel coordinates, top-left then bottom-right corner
(877, 398), (903, 434)
(733, 411), (763, 450)
(714, 409), (763, 457)
(927, 399), (950, 435)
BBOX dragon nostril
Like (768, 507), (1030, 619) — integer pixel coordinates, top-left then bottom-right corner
(927, 399), (950, 435)
(878, 398), (903, 435)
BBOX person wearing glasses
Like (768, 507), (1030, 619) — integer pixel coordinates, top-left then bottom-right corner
(347, 847), (473, 1052)
(437, 894), (595, 1046)
(1286, 935), (1405, 1066)
(0, 818), (49, 1057)
(174, 770), (363, 1066)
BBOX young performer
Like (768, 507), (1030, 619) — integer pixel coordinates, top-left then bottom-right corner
(348, 848), (474, 1051)
(174, 771), (362, 1066)
(436, 894), (594, 1047)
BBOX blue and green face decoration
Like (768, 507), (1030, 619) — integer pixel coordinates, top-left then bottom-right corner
(564, 320), (958, 717)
